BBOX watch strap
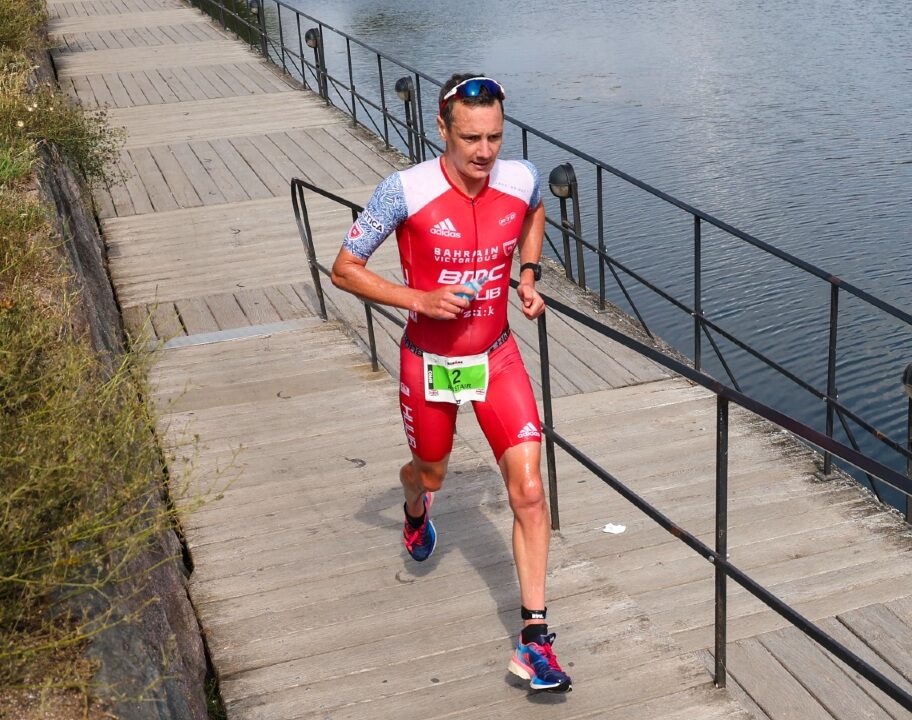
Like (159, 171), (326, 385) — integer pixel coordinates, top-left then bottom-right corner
(520, 262), (541, 280)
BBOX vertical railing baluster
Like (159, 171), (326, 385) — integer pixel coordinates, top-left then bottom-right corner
(597, 167), (605, 310)
(277, 5), (286, 74)
(346, 38), (357, 126)
(694, 216), (702, 371)
(365, 305), (378, 372)
(522, 128), (528, 160)
(715, 395), (729, 688)
(824, 284), (839, 475)
(377, 56), (390, 148)
(318, 23), (328, 101)
(537, 312), (559, 530)
(296, 15), (307, 89)
(414, 74), (427, 161)
(904, 363), (912, 523)
(257, 0), (267, 58)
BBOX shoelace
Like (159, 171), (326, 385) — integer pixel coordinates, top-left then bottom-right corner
(403, 522), (424, 552)
(531, 637), (564, 671)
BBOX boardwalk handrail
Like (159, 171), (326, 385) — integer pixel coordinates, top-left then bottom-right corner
(192, 0), (912, 514)
(290, 177), (912, 710)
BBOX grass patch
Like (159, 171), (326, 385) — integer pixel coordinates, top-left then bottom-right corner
(0, 50), (122, 184)
(0, 0), (210, 712)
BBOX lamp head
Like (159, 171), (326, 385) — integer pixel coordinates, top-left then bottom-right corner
(548, 163), (577, 199)
(395, 77), (414, 102)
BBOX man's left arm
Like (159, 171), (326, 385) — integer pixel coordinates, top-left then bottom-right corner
(516, 202), (546, 319)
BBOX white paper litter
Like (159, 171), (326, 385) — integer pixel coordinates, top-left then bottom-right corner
(601, 523), (627, 534)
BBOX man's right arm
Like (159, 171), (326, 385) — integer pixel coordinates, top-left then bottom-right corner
(329, 173), (471, 320)
(331, 250), (470, 320)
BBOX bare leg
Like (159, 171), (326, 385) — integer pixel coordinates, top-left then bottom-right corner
(498, 441), (549, 628)
(400, 453), (449, 517)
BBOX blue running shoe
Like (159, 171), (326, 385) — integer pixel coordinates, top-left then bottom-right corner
(402, 493), (436, 562)
(508, 632), (572, 692)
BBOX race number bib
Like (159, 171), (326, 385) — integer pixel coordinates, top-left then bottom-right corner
(423, 352), (489, 405)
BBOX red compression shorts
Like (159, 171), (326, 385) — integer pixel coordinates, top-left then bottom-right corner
(398, 333), (542, 462)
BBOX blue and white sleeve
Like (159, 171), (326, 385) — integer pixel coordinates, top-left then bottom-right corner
(518, 159), (542, 209)
(342, 172), (408, 260)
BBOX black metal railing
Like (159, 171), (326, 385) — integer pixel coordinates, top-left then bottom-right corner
(290, 177), (912, 710)
(192, 0), (911, 518)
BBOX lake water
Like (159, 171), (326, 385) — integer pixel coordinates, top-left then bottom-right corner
(276, 0), (911, 501)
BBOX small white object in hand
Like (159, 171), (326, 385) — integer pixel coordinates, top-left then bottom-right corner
(602, 523), (626, 534)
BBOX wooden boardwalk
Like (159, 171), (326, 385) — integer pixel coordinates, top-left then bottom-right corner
(48, 2), (912, 718)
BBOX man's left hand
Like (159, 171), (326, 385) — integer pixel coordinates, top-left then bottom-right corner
(517, 282), (545, 319)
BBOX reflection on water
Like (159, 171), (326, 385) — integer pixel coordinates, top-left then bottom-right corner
(286, 0), (911, 500)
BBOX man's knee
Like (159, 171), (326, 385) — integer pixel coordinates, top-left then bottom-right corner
(507, 475), (546, 514)
(411, 458), (447, 493)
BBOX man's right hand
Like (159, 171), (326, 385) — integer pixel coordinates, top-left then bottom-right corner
(416, 285), (473, 320)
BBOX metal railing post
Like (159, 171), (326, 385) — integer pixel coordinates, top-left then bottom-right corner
(824, 284), (839, 475)
(395, 77), (415, 162)
(597, 167), (605, 310)
(256, 0), (267, 57)
(365, 305), (378, 372)
(904, 364), (912, 523)
(715, 395), (729, 688)
(290, 182), (327, 320)
(558, 196), (572, 281)
(346, 38), (357, 126)
(377, 57), (390, 148)
(694, 216), (703, 371)
(537, 312), (559, 530)
(571, 182), (585, 290)
(276, 4), (286, 74)
(414, 75), (427, 161)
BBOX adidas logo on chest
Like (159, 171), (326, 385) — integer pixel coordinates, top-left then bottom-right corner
(430, 218), (461, 238)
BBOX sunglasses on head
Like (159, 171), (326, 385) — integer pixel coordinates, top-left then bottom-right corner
(439, 77), (506, 114)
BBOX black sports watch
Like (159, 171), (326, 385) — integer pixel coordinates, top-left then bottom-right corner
(520, 262), (542, 281)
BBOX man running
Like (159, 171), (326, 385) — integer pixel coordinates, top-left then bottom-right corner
(330, 73), (571, 693)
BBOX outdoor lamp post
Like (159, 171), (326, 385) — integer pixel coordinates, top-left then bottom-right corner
(548, 163), (585, 287)
(304, 28), (327, 100)
(395, 76), (417, 163)
(904, 363), (912, 523)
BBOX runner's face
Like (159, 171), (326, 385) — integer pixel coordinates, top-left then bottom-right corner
(438, 101), (504, 190)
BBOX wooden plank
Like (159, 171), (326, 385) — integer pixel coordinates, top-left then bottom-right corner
(127, 70), (162, 104)
(146, 145), (202, 209)
(322, 123), (401, 177)
(279, 129), (360, 187)
(48, 10), (208, 35)
(116, 149), (153, 215)
(149, 301), (184, 339)
(85, 72), (114, 106)
(204, 293), (249, 330)
(759, 626), (896, 719)
(210, 62), (262, 96)
(262, 285), (307, 320)
(817, 617), (912, 720)
(121, 304), (155, 340)
(838, 604), (912, 685)
(310, 125), (386, 182)
(114, 69), (149, 105)
(234, 287), (282, 325)
(55, 41), (257, 77)
(142, 68), (180, 103)
(109, 91), (329, 149)
(175, 297), (220, 335)
(184, 140), (249, 203)
(725, 639), (833, 720)
(126, 146), (178, 211)
(205, 138), (273, 200)
(227, 136), (288, 195)
(156, 65), (195, 102)
(168, 143), (227, 206)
